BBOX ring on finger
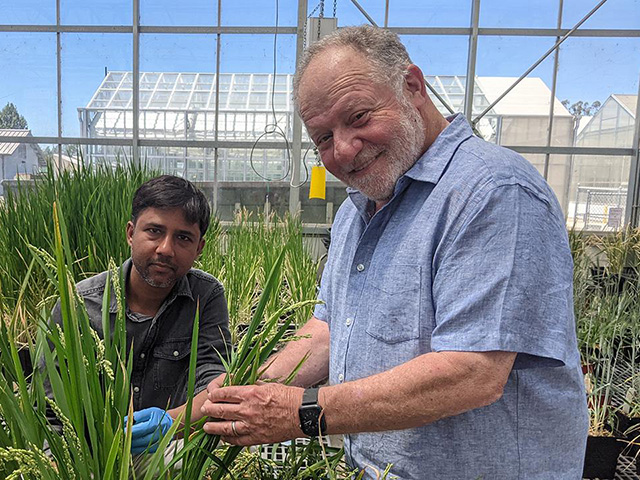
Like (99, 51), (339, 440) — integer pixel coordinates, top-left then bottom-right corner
(231, 420), (239, 437)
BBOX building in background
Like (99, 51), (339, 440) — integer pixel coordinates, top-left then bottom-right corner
(570, 94), (637, 230)
(77, 71), (585, 223)
(0, 129), (44, 196)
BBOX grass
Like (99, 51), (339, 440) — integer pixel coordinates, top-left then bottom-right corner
(0, 166), (341, 479)
(0, 161), (156, 340)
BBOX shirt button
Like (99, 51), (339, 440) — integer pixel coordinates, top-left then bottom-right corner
(133, 386), (140, 393)
(173, 350), (180, 357)
(345, 317), (353, 326)
(356, 264), (365, 272)
(338, 373), (344, 382)
(140, 353), (145, 359)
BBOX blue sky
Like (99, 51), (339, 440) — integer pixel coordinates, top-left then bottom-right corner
(1, 0), (638, 138)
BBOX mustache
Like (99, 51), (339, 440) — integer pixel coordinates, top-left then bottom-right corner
(351, 146), (384, 172)
(149, 257), (176, 270)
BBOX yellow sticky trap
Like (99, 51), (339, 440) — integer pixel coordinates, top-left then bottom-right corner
(309, 165), (326, 200)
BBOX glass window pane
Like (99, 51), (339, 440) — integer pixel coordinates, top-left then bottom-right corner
(140, 0), (217, 26)
(0, 33), (57, 137)
(84, 143), (133, 168)
(556, 37), (639, 149)
(3, 0), (55, 24)
(480, 0), (560, 28)
(563, 0), (640, 30)
(223, 0), (297, 27)
(220, 34), (296, 142)
(475, 36), (558, 145)
(566, 155), (631, 232)
(61, 0), (132, 25)
(388, 0), (472, 27)
(401, 36), (470, 117)
(139, 34), (217, 140)
(62, 33), (133, 137)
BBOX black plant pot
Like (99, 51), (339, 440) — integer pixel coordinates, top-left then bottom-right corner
(17, 346), (33, 377)
(583, 435), (625, 479)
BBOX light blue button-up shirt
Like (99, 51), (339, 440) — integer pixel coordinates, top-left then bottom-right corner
(314, 114), (588, 479)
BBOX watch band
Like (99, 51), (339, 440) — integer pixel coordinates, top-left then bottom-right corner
(302, 386), (320, 406)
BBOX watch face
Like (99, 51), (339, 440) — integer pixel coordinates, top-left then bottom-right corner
(300, 405), (322, 436)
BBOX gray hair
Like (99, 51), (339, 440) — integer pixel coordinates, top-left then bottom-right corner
(292, 25), (413, 106)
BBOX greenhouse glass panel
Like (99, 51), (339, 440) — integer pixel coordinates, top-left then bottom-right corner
(565, 155), (632, 232)
(140, 0), (217, 26)
(479, 0), (559, 28)
(0, 33), (57, 137)
(4, 0), (54, 24)
(388, 0), (472, 27)
(222, 0), (297, 26)
(61, 0), (131, 25)
(563, 0), (640, 30)
(556, 37), (639, 148)
(475, 36), (560, 146)
(63, 34), (132, 137)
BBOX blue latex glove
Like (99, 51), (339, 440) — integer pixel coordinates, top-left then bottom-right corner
(124, 407), (174, 454)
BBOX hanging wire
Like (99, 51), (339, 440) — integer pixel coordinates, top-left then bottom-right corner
(248, 0), (312, 188)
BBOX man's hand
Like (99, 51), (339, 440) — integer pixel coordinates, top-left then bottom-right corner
(200, 383), (304, 446)
(125, 407), (174, 454)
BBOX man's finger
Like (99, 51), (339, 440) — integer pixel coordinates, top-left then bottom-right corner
(200, 399), (243, 419)
(206, 385), (251, 403)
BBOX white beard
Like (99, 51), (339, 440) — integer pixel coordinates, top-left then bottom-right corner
(346, 99), (426, 202)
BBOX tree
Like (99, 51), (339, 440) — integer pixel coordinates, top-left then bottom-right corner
(0, 102), (28, 129)
(561, 99), (602, 118)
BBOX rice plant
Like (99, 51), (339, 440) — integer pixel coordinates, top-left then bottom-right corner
(0, 160), (156, 338)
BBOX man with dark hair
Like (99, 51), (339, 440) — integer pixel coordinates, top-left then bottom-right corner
(198, 26), (588, 479)
(49, 175), (230, 454)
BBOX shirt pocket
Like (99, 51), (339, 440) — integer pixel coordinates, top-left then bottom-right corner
(365, 264), (422, 344)
(153, 338), (191, 389)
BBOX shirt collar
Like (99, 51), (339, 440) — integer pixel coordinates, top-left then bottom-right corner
(403, 113), (473, 184)
(108, 258), (194, 313)
(346, 113), (473, 218)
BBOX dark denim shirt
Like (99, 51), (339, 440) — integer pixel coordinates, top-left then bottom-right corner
(314, 115), (588, 479)
(50, 258), (231, 411)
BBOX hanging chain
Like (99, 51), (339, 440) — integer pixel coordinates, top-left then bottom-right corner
(317, 0), (324, 42)
(333, 0), (337, 18)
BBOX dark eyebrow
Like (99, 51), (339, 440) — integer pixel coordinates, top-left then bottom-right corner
(144, 222), (165, 230)
(177, 230), (196, 238)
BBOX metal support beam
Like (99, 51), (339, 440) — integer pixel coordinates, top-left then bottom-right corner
(384, 0), (390, 28)
(289, 0), (308, 217)
(349, 0), (378, 27)
(213, 0), (222, 214)
(624, 75), (640, 227)
(543, 0), (563, 182)
(132, 0), (140, 165)
(56, 0), (62, 171)
(464, 0), (480, 122)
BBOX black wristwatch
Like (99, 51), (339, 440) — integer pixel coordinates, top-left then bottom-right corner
(298, 387), (327, 437)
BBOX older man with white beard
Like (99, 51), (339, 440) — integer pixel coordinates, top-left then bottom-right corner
(199, 26), (588, 479)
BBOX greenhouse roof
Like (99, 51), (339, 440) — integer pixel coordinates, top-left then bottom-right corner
(84, 71), (567, 118)
(0, 129), (31, 156)
(475, 77), (571, 117)
(612, 94), (637, 118)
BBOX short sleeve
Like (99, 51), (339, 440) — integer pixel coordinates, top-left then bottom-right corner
(431, 184), (575, 368)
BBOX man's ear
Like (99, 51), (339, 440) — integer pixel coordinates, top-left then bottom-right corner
(404, 64), (428, 107)
(126, 221), (135, 247)
(196, 237), (205, 256)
